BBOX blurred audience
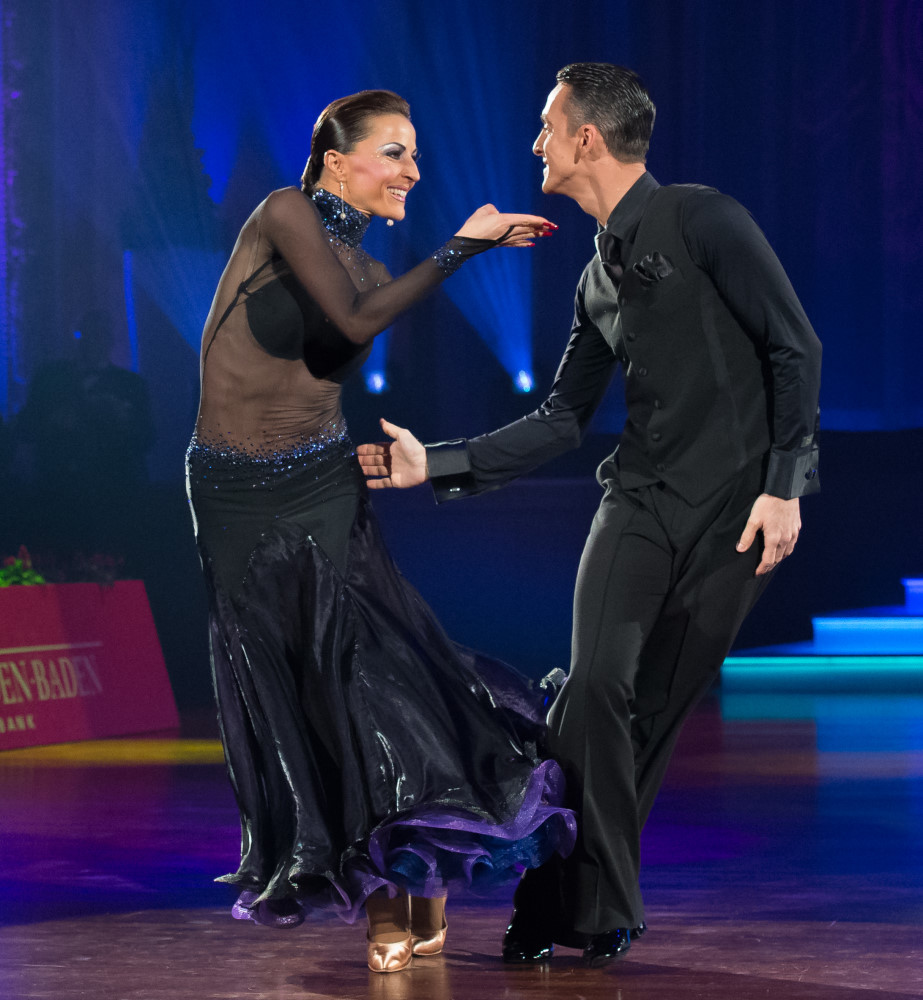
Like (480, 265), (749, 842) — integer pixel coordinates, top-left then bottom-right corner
(15, 309), (154, 492)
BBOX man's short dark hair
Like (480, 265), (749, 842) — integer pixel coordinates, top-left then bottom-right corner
(556, 63), (656, 163)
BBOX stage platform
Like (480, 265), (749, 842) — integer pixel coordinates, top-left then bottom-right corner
(2, 694), (921, 999)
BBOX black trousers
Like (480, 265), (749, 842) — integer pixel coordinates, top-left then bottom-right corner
(518, 457), (775, 937)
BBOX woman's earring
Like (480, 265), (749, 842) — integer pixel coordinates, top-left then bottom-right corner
(386, 219), (395, 227)
(339, 181), (346, 220)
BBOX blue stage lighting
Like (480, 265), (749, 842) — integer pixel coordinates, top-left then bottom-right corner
(358, 5), (536, 392)
(122, 251), (140, 372)
(366, 371), (388, 394)
(513, 370), (534, 393)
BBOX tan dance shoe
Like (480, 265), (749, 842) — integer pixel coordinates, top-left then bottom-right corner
(410, 895), (448, 956)
(366, 888), (413, 973)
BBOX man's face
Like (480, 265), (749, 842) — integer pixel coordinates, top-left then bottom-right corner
(533, 83), (577, 196)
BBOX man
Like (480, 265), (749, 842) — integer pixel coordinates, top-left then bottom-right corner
(357, 63), (821, 967)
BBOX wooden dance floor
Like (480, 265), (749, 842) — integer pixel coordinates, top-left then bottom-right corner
(2, 693), (922, 999)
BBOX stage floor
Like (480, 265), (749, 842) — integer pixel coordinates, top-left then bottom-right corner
(2, 694), (922, 999)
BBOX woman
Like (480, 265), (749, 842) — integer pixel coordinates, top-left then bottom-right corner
(186, 90), (574, 973)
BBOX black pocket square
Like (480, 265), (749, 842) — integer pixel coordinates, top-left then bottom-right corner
(632, 252), (674, 285)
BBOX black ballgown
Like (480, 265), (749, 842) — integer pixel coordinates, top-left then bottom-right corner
(186, 188), (574, 924)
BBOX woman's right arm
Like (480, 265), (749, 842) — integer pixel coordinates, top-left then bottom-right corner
(261, 188), (551, 345)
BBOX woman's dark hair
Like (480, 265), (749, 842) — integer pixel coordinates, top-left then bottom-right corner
(301, 90), (411, 194)
(555, 63), (655, 163)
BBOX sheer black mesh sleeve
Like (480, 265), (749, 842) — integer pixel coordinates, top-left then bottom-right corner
(262, 189), (492, 344)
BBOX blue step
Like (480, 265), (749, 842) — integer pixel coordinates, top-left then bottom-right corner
(722, 577), (923, 692)
(722, 655), (923, 693)
(811, 615), (923, 653)
(808, 578), (923, 653)
(903, 577), (923, 614)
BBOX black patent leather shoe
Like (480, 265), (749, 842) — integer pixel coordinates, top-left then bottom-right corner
(631, 921), (647, 940)
(582, 927), (631, 967)
(501, 907), (554, 963)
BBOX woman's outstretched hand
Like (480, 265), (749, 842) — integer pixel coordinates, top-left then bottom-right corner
(356, 418), (428, 489)
(456, 204), (556, 246)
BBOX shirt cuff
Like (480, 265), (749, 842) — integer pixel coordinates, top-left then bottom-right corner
(764, 444), (820, 499)
(425, 439), (479, 503)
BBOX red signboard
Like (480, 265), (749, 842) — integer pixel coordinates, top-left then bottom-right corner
(0, 581), (178, 750)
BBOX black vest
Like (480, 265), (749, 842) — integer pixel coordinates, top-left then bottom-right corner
(586, 185), (772, 504)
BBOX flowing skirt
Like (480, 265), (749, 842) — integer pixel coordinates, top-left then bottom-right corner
(186, 422), (575, 924)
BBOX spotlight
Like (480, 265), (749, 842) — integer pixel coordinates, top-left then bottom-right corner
(366, 371), (388, 394)
(513, 370), (534, 393)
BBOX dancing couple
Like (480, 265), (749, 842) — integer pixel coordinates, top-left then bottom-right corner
(187, 64), (820, 973)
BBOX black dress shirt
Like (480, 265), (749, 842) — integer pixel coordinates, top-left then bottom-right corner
(427, 173), (821, 504)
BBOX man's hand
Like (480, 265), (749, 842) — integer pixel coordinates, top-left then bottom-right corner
(736, 494), (802, 576)
(355, 418), (428, 489)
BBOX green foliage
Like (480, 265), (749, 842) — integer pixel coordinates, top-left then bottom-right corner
(0, 546), (46, 587)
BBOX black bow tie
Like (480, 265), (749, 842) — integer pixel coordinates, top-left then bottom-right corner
(595, 230), (624, 289)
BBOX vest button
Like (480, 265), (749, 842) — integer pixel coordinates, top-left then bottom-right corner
(654, 399), (663, 409)
(651, 431), (662, 442)
(626, 332), (637, 342)
(656, 463), (666, 472)
(637, 367), (648, 377)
